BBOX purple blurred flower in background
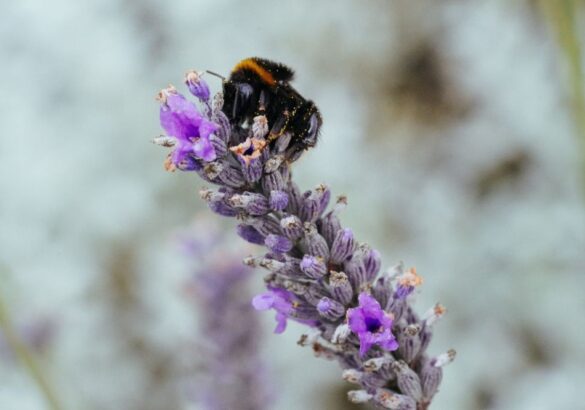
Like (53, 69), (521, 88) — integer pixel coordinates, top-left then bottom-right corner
(155, 71), (455, 409)
(179, 218), (272, 410)
(0, 316), (57, 360)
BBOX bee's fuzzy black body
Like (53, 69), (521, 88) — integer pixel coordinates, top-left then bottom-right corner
(222, 57), (322, 160)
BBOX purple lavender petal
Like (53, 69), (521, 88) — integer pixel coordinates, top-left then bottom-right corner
(198, 119), (219, 139)
(265, 234), (293, 254)
(160, 92), (202, 139)
(237, 224), (266, 245)
(185, 71), (211, 101)
(347, 293), (398, 357)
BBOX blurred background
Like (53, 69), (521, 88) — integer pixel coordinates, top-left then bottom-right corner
(1, 1), (584, 409)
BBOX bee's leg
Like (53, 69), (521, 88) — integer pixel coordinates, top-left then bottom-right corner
(267, 110), (292, 142)
(298, 101), (322, 148)
(258, 90), (269, 113)
(284, 101), (322, 162)
(231, 82), (254, 120)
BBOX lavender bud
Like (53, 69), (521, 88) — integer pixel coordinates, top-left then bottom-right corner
(328, 271), (353, 305)
(242, 255), (257, 268)
(417, 304), (447, 354)
(256, 257), (286, 272)
(184, 70), (210, 101)
(330, 228), (356, 264)
(265, 234), (293, 254)
(302, 222), (330, 260)
(179, 155), (202, 172)
(229, 192), (269, 216)
(200, 188), (237, 217)
(347, 390), (373, 404)
(434, 349), (456, 367)
(342, 369), (363, 384)
(264, 154), (285, 174)
(419, 328), (432, 355)
(201, 161), (223, 181)
(208, 201), (237, 217)
(391, 361), (423, 402)
(421, 359), (443, 401)
(299, 185), (329, 222)
(278, 280), (308, 296)
(344, 256), (367, 291)
(261, 170), (285, 193)
(212, 90), (223, 110)
(374, 389), (417, 410)
(361, 373), (388, 389)
(209, 134), (227, 158)
(388, 298), (406, 323)
(423, 303), (447, 328)
(397, 324), (422, 364)
(213, 112), (231, 143)
(238, 156), (263, 184)
(333, 195), (348, 212)
(236, 224), (265, 245)
(314, 184), (331, 215)
(290, 301), (318, 321)
(318, 196), (346, 244)
(364, 248), (382, 280)
(363, 356), (395, 373)
(300, 192), (320, 223)
(280, 215), (304, 241)
(300, 255), (327, 279)
(317, 297), (345, 321)
(269, 190), (289, 211)
(243, 215), (282, 236)
(219, 162), (246, 188)
(252, 115), (269, 139)
(152, 135), (176, 147)
(317, 215), (341, 248)
(331, 323), (351, 344)
(372, 275), (393, 310)
(303, 285), (330, 306)
(286, 182), (304, 214)
(275, 257), (303, 278)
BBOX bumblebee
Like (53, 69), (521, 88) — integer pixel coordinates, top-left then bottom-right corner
(219, 57), (322, 160)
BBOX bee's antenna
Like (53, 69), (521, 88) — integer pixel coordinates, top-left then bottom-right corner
(206, 70), (226, 81)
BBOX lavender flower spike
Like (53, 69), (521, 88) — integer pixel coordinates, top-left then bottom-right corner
(155, 70), (455, 409)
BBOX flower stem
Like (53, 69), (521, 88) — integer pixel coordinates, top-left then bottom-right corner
(0, 292), (63, 410)
(540, 0), (585, 190)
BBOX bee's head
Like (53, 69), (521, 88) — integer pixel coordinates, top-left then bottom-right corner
(222, 79), (256, 123)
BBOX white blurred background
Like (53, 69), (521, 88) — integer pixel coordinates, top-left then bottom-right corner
(1, 1), (584, 409)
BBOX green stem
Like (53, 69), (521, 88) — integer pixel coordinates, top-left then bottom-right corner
(541, 0), (585, 189)
(0, 294), (63, 410)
